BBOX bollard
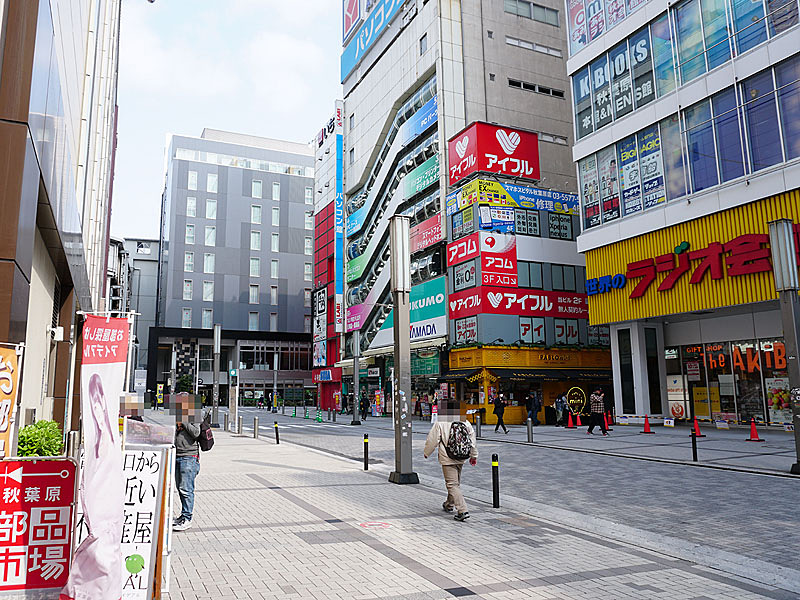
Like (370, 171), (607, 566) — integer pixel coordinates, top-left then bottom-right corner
(238, 415), (243, 435)
(526, 418), (533, 443)
(304, 407), (309, 419)
(282, 402), (285, 415)
(223, 413), (229, 432)
(332, 409), (336, 422)
(364, 434), (369, 471)
(253, 416), (259, 439)
(292, 406), (296, 418)
(476, 414), (482, 439)
(691, 430), (698, 462)
(491, 453), (500, 508)
(274, 421), (280, 445)
(327, 409), (331, 421)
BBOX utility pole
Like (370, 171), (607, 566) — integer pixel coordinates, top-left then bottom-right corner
(212, 323), (221, 427)
(388, 215), (418, 484)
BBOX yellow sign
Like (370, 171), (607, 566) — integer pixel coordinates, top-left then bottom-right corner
(0, 345), (22, 458)
(450, 347), (611, 370)
(585, 193), (800, 324)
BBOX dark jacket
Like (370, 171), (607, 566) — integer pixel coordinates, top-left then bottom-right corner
(493, 399), (506, 416)
(524, 395), (534, 411)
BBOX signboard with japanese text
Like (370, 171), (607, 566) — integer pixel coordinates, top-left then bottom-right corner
(341, 0), (403, 81)
(445, 179), (576, 217)
(449, 287), (588, 320)
(401, 95), (438, 147)
(480, 232), (518, 287)
(448, 122), (540, 186)
(368, 276), (447, 349)
(617, 135), (642, 216)
(453, 260), (477, 292)
(478, 206), (515, 232)
(638, 125), (665, 209)
(447, 232), (480, 267)
(580, 155), (601, 228)
(454, 316), (478, 344)
(0, 345), (22, 459)
(0, 458), (77, 593)
(519, 316), (546, 344)
(568, 0), (588, 54)
(410, 214), (444, 254)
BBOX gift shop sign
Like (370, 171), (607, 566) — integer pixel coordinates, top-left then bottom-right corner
(449, 287), (588, 319)
(448, 122), (540, 186)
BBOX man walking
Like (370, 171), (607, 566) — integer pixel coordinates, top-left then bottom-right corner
(424, 416), (478, 522)
(174, 396), (201, 531)
(587, 387), (608, 436)
(493, 394), (508, 434)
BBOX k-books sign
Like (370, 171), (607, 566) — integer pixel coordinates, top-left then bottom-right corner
(368, 276), (447, 349)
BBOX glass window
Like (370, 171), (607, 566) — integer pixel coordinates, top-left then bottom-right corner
(182, 308), (191, 328)
(305, 316), (312, 333)
(271, 233), (280, 252)
(202, 308), (213, 329)
(207, 173), (218, 193)
(712, 87), (746, 181)
(651, 14), (676, 96)
(270, 285), (278, 305)
(768, 0), (799, 35)
(618, 329), (635, 413)
(591, 55), (612, 130)
(188, 171), (197, 191)
(305, 187), (313, 204)
(271, 259), (279, 278)
(573, 67), (594, 139)
(252, 180), (262, 198)
(304, 263), (312, 281)
(185, 224), (195, 244)
(597, 146), (620, 222)
(731, 0), (767, 53)
(250, 257), (261, 277)
(731, 340), (766, 423)
(349, 148), (354, 164)
(203, 280), (214, 301)
(548, 213), (573, 239)
(204, 253), (215, 273)
(675, 0), (706, 83)
(700, 342), (736, 420)
(272, 207), (280, 226)
(565, 265), (576, 291)
(618, 135), (643, 215)
(183, 279), (192, 300)
(270, 313), (278, 332)
(579, 155), (601, 228)
(530, 262), (543, 288)
(761, 338), (791, 424)
(305, 211), (314, 230)
(684, 99), (719, 192)
(251, 230), (261, 251)
(659, 114), (688, 200)
(630, 27), (655, 108)
(304, 289), (312, 308)
(609, 42), (634, 119)
(701, 0), (731, 69)
(184, 252), (194, 272)
(206, 199), (217, 219)
(776, 57), (800, 160)
(568, 0), (589, 54)
(305, 237), (313, 255)
(518, 262), (530, 287)
(272, 182), (280, 200)
(552, 265), (565, 290)
(638, 124), (666, 209)
(186, 197), (196, 217)
(420, 32), (428, 54)
(682, 344), (711, 419)
(249, 284), (259, 304)
(249, 312), (259, 331)
(251, 204), (262, 224)
(645, 329), (664, 414)
(205, 225), (216, 246)
(742, 71), (783, 171)
(554, 318), (579, 344)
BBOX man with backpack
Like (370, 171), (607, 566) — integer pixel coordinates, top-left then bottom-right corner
(423, 416), (478, 522)
(173, 393), (212, 531)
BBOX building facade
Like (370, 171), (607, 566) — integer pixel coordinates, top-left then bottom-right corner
(150, 130), (315, 406)
(567, 0), (800, 424)
(338, 0), (612, 424)
(123, 238), (159, 379)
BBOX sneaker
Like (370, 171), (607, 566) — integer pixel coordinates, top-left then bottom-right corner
(442, 502), (454, 513)
(587, 431), (593, 435)
(173, 518), (192, 532)
(454, 512), (470, 522)
(602, 432), (609, 436)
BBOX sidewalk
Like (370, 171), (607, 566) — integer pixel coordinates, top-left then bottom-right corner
(162, 422), (797, 599)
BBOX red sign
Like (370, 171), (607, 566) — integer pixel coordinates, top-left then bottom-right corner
(480, 232), (517, 287)
(0, 458), (77, 591)
(447, 232), (480, 266)
(449, 287), (589, 320)
(343, 0), (361, 41)
(82, 317), (129, 365)
(448, 122), (540, 186)
(410, 214), (444, 253)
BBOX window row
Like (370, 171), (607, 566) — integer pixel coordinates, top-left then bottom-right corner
(516, 261), (583, 292)
(505, 35), (563, 57)
(451, 206), (576, 241)
(505, 0), (560, 26)
(187, 171), (217, 193)
(183, 252), (216, 273)
(182, 280), (216, 302)
(176, 148), (314, 178)
(186, 198), (216, 219)
(181, 307), (215, 329)
(508, 78), (565, 98)
(579, 57), (800, 228)
(183, 227), (311, 254)
(249, 180), (314, 204)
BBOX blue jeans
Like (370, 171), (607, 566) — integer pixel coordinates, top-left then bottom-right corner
(175, 456), (200, 521)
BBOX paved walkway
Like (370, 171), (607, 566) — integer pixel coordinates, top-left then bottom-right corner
(160, 416), (798, 599)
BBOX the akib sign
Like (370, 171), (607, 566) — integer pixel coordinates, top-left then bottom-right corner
(341, 0), (404, 82)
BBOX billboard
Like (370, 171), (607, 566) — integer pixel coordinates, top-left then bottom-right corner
(343, 0), (361, 42)
(334, 100), (345, 332)
(368, 276), (447, 349)
(447, 232), (480, 267)
(341, 0), (404, 81)
(480, 232), (517, 287)
(446, 179), (578, 216)
(401, 95), (438, 146)
(448, 122), (540, 186)
(449, 287), (589, 320)
(410, 214), (444, 253)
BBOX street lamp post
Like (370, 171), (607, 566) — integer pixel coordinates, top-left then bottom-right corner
(767, 219), (800, 473)
(388, 215), (419, 484)
(212, 323), (221, 427)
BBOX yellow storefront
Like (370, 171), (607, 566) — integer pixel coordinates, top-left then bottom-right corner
(447, 346), (612, 425)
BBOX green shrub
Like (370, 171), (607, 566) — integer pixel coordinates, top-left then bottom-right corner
(17, 420), (64, 457)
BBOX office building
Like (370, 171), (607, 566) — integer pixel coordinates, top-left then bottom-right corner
(568, 0), (800, 424)
(150, 130), (315, 406)
(124, 238), (160, 378)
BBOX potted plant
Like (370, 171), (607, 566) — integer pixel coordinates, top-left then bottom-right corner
(17, 420), (64, 457)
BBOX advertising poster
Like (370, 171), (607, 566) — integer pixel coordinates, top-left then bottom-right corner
(597, 146), (620, 222)
(368, 276), (447, 349)
(586, 0), (606, 42)
(448, 122), (540, 186)
(452, 210), (464, 239)
(574, 68), (594, 139)
(638, 125), (666, 209)
(449, 287), (588, 320)
(445, 178), (579, 216)
(313, 341), (327, 367)
(454, 316), (478, 344)
(617, 135), (642, 215)
(766, 377), (792, 423)
(0, 344), (22, 458)
(606, 0), (626, 28)
(453, 260), (477, 292)
(479, 206), (515, 232)
(462, 205), (475, 236)
(568, 0), (588, 54)
(480, 232), (518, 287)
(580, 155), (601, 228)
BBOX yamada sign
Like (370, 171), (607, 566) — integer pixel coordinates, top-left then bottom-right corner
(449, 287), (589, 320)
(448, 122), (541, 186)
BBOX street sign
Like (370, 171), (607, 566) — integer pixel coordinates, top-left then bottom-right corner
(198, 378), (203, 385)
(229, 369), (237, 377)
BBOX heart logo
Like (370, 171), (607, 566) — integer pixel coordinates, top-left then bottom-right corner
(488, 292), (503, 308)
(450, 300), (457, 312)
(455, 136), (469, 159)
(485, 236), (496, 248)
(496, 129), (521, 155)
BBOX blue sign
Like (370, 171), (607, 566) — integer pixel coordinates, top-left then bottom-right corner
(341, 0), (404, 81)
(335, 133), (344, 297)
(586, 274), (627, 295)
(346, 205), (367, 237)
(401, 95), (438, 146)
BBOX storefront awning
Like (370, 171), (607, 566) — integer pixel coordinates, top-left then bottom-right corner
(437, 369), (482, 382)
(487, 368), (613, 381)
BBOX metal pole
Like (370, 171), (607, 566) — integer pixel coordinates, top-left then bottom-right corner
(212, 324), (221, 427)
(691, 430), (698, 462)
(491, 453), (500, 508)
(364, 434), (369, 470)
(253, 416), (259, 439)
(351, 330), (361, 425)
(274, 421), (280, 444)
(476, 414), (482, 439)
(238, 415), (243, 435)
(526, 418), (533, 443)
(223, 413), (229, 432)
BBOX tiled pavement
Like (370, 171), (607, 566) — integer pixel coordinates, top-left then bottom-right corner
(159, 415), (798, 599)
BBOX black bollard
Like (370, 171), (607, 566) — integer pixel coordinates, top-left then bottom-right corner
(691, 430), (698, 462)
(274, 421), (280, 445)
(492, 453), (500, 508)
(364, 434), (369, 470)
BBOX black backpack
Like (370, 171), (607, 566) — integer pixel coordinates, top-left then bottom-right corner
(198, 413), (214, 452)
(445, 421), (472, 460)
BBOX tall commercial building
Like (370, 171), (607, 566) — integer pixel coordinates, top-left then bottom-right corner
(151, 130), (315, 406)
(568, 0), (800, 424)
(0, 0), (121, 433)
(124, 238), (160, 376)
(338, 0), (612, 424)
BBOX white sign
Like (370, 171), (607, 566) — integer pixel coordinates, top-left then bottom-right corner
(455, 316), (478, 344)
(453, 260), (476, 291)
(663, 418), (675, 427)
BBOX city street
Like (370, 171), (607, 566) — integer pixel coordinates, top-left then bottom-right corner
(152, 409), (800, 598)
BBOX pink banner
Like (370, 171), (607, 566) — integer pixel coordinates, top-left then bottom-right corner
(61, 316), (128, 600)
(410, 214), (444, 253)
(449, 287), (589, 320)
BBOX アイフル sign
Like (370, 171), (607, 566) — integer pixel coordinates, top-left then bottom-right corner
(448, 122), (540, 186)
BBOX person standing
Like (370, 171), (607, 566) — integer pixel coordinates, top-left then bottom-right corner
(423, 416), (478, 522)
(493, 394), (508, 434)
(174, 401), (201, 531)
(360, 393), (369, 421)
(587, 387), (608, 436)
(525, 392), (535, 424)
(533, 391), (542, 426)
(554, 393), (566, 426)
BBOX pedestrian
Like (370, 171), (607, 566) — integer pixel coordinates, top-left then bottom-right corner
(525, 392), (534, 423)
(587, 387), (608, 436)
(423, 416), (478, 522)
(532, 391), (542, 426)
(493, 394), (508, 434)
(173, 398), (201, 531)
(554, 393), (566, 426)
(360, 394), (369, 421)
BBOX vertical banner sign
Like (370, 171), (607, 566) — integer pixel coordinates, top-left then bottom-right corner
(568, 0), (588, 54)
(580, 155), (601, 228)
(617, 135), (642, 216)
(480, 232), (518, 287)
(638, 125), (666, 209)
(0, 345), (22, 457)
(334, 100), (345, 332)
(61, 316), (129, 600)
(597, 146), (620, 222)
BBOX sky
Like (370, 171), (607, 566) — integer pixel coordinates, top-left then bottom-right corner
(111, 0), (342, 239)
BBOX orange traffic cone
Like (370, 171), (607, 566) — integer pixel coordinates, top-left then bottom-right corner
(576, 413), (583, 427)
(604, 412), (613, 431)
(746, 418), (765, 442)
(565, 412), (575, 429)
(640, 415), (655, 434)
(691, 416), (706, 438)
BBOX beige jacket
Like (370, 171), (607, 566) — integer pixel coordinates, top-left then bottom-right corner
(423, 420), (478, 465)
